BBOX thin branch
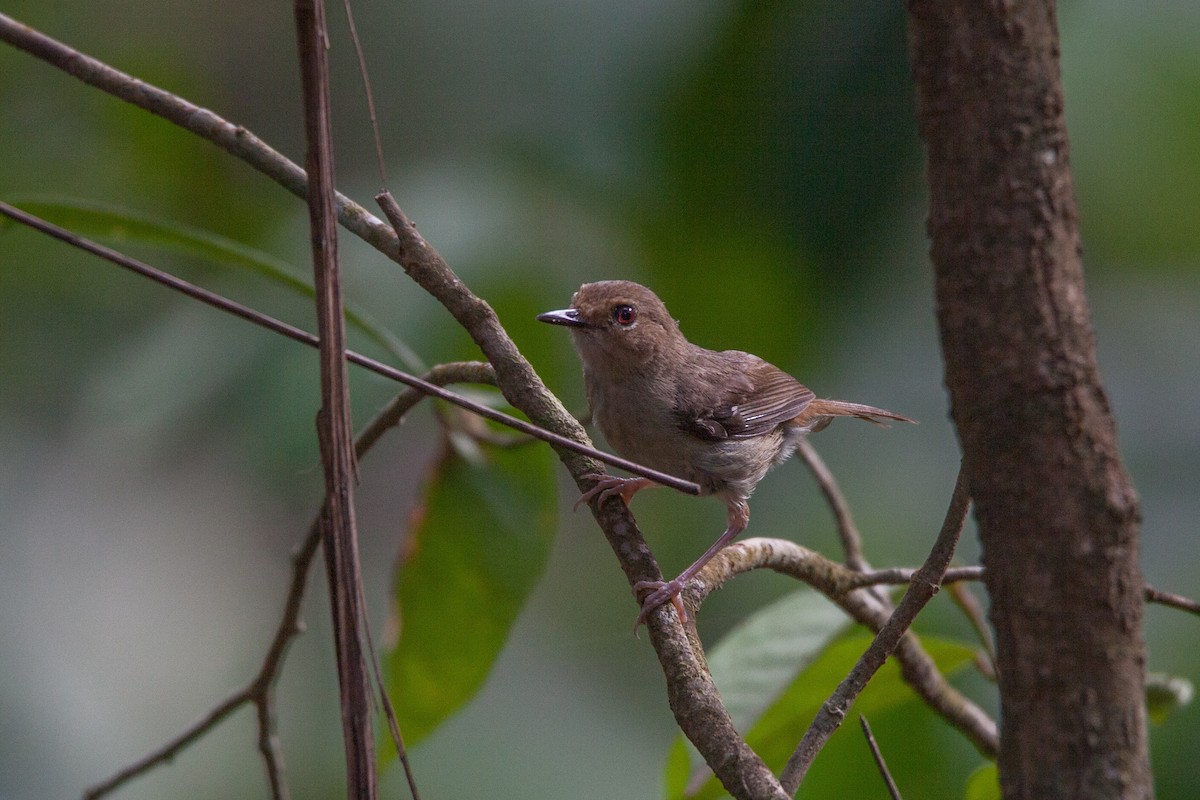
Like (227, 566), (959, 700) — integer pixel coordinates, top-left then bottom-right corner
(841, 564), (984, 590)
(372, 666), (420, 800)
(80, 363), (491, 800)
(255, 693), (290, 800)
(795, 439), (906, 634)
(0, 201), (697, 496)
(1145, 585), (1200, 617)
(859, 716), (903, 800)
(295, 0), (378, 795)
(0, 11), (398, 256)
(689, 537), (999, 758)
(948, 582), (997, 673)
(802, 564), (1200, 619)
(693, 544), (984, 599)
(82, 691), (249, 800)
(339, 0), (388, 188)
(780, 465), (973, 791)
(798, 439), (868, 571)
(790, 441), (998, 765)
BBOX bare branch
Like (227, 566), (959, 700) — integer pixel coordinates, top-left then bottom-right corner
(688, 466), (997, 779)
(798, 439), (868, 571)
(843, 564), (984, 590)
(948, 582), (997, 673)
(786, 442), (997, 760)
(255, 693), (290, 800)
(81, 692), (248, 800)
(338, 0), (387, 187)
(0, 11), (398, 256)
(781, 465), (973, 790)
(688, 537), (998, 759)
(1145, 585), (1200, 617)
(859, 716), (903, 800)
(710, 443), (993, 762)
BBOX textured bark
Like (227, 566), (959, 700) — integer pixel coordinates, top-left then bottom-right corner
(907, 2), (1151, 798)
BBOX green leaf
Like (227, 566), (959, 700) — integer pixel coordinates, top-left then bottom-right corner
(705, 589), (854, 734)
(1145, 672), (1195, 725)
(383, 438), (557, 747)
(963, 762), (1000, 800)
(8, 197), (423, 370)
(667, 617), (977, 800)
(664, 736), (693, 799)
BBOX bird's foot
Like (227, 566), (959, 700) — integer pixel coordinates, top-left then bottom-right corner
(632, 578), (688, 634)
(573, 474), (656, 512)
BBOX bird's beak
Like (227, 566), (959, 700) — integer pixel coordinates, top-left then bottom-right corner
(536, 308), (588, 328)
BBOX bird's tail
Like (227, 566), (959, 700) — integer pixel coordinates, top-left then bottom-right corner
(797, 399), (917, 431)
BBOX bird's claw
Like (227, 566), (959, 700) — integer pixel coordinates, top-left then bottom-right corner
(572, 473), (613, 511)
(572, 474), (651, 512)
(632, 578), (688, 635)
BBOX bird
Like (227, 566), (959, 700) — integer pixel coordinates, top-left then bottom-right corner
(537, 280), (914, 628)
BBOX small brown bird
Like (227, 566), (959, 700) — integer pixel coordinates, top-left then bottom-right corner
(538, 280), (913, 628)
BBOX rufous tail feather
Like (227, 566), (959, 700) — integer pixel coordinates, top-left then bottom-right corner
(799, 399), (917, 427)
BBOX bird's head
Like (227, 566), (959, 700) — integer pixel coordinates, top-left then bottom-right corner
(537, 280), (685, 373)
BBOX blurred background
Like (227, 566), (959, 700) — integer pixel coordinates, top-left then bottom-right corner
(2, 1), (1197, 797)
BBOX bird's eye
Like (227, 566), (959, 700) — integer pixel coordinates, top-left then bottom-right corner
(612, 304), (637, 326)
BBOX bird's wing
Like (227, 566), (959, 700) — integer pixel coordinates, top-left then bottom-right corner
(676, 352), (815, 440)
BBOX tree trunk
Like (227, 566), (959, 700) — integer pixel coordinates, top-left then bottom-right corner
(906, 2), (1152, 798)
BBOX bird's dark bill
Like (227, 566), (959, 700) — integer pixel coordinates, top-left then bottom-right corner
(536, 308), (588, 328)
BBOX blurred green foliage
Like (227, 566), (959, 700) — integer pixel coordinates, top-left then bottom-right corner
(2, 1), (1198, 799)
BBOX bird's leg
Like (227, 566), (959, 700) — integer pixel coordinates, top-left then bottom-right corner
(633, 499), (750, 630)
(573, 474), (659, 512)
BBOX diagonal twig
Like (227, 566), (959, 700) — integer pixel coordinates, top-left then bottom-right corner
(81, 691), (253, 800)
(790, 443), (996, 755)
(1145, 585), (1200, 617)
(859, 715), (903, 800)
(948, 581), (997, 675)
(798, 439), (868, 572)
(0, 201), (697, 497)
(0, 11), (398, 256)
(690, 536), (999, 759)
(780, 464), (973, 791)
(840, 564), (984, 588)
